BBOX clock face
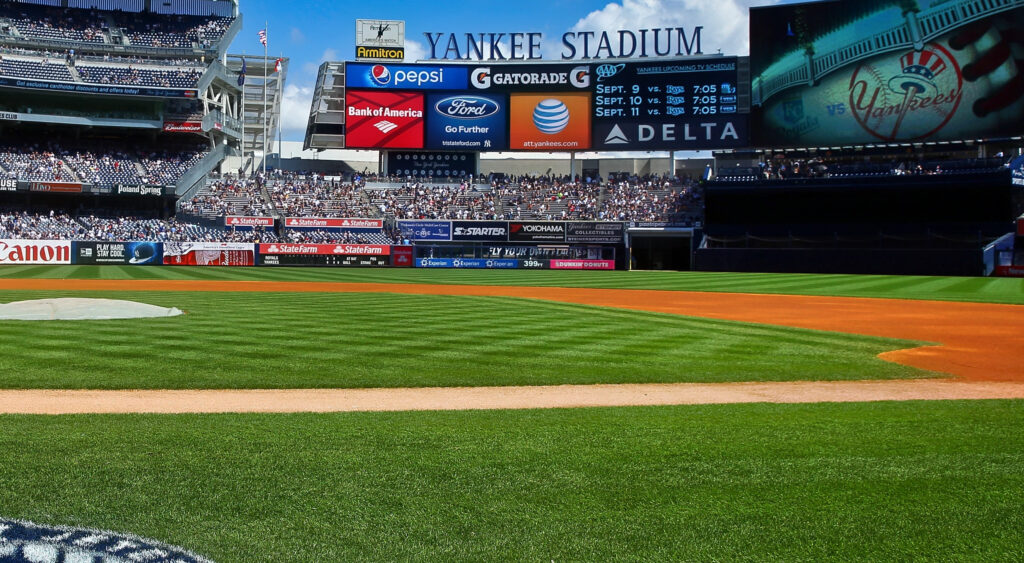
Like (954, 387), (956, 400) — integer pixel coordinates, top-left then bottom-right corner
(357, 20), (404, 47)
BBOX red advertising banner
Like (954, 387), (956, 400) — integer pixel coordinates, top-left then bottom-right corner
(258, 243), (390, 256)
(550, 259), (615, 270)
(391, 245), (413, 267)
(283, 218), (384, 229)
(226, 216), (275, 228)
(163, 242), (255, 266)
(0, 239), (71, 264)
(993, 265), (1024, 278)
(30, 182), (83, 193)
(345, 90), (425, 149)
(163, 121), (203, 133)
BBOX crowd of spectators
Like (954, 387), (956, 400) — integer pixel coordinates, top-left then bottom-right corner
(268, 175), (377, 218)
(0, 2), (234, 51)
(718, 156), (1011, 181)
(77, 64), (201, 88)
(178, 177), (274, 218)
(370, 182), (500, 221)
(0, 140), (208, 187)
(0, 211), (276, 242)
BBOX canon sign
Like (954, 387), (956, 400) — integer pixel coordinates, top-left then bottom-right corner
(0, 240), (71, 264)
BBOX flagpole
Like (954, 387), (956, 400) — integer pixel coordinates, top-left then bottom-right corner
(277, 53), (283, 172)
(240, 53), (245, 176)
(262, 21), (268, 178)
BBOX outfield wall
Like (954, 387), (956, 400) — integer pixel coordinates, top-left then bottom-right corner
(0, 240), (621, 270)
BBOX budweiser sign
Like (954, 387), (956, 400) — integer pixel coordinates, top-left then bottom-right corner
(163, 121), (203, 133)
(259, 244), (391, 255)
(284, 218), (384, 229)
(225, 216), (275, 227)
(0, 240), (71, 264)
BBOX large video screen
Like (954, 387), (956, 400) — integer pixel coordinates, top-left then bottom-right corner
(343, 59), (749, 151)
(750, 0), (1024, 147)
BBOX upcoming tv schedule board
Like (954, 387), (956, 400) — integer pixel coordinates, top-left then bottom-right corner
(590, 57), (748, 150)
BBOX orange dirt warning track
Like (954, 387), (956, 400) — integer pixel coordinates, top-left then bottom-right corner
(0, 278), (1022, 414)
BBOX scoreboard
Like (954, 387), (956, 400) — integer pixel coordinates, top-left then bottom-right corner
(591, 58), (748, 150)
(318, 56), (749, 152)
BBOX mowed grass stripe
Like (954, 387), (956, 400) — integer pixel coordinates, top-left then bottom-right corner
(0, 401), (1021, 561)
(2, 266), (1021, 303)
(0, 290), (930, 389)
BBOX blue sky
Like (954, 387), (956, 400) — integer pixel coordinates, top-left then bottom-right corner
(228, 0), (785, 141)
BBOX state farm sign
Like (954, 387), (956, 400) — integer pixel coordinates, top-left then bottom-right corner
(225, 216), (275, 227)
(0, 240), (71, 264)
(259, 244), (390, 255)
(284, 218), (384, 229)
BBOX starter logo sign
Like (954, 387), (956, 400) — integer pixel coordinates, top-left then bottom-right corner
(509, 93), (591, 150)
(346, 90), (425, 149)
(426, 93), (508, 150)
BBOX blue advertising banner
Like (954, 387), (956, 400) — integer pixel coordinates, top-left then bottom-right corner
(426, 93), (508, 150)
(1011, 156), (1024, 187)
(416, 258), (519, 269)
(0, 76), (197, 98)
(398, 220), (452, 241)
(345, 63), (468, 90)
(73, 241), (162, 265)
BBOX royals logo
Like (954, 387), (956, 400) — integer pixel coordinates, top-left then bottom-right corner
(848, 45), (963, 141)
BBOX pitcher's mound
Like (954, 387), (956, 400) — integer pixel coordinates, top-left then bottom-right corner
(0, 298), (183, 320)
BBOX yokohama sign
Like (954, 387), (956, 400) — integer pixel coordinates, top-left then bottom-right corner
(0, 240), (71, 264)
(284, 218), (384, 229)
(258, 244), (390, 255)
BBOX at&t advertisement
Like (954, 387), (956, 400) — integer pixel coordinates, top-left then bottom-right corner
(509, 92), (591, 150)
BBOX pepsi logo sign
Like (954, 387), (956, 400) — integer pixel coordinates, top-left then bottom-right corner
(434, 96), (500, 119)
(371, 64), (391, 86)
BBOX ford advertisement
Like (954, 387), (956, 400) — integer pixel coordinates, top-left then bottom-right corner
(425, 93), (508, 150)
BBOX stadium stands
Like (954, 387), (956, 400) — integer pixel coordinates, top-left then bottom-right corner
(178, 177), (274, 219)
(0, 140), (209, 187)
(0, 211), (277, 242)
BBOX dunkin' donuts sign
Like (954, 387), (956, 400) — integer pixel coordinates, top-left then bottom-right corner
(0, 239), (71, 264)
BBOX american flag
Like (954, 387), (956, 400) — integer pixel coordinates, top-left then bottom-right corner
(258, 29), (267, 46)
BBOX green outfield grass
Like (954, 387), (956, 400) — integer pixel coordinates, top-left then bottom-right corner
(1, 401), (1022, 561)
(0, 289), (930, 389)
(1, 265), (1023, 304)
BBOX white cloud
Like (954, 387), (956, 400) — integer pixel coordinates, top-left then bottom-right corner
(279, 83), (313, 140)
(404, 39), (427, 62)
(290, 27), (305, 44)
(565, 0), (780, 57)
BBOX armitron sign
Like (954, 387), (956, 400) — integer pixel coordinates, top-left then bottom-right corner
(0, 240), (71, 264)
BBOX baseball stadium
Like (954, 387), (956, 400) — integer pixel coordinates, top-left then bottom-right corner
(1, 0), (1023, 561)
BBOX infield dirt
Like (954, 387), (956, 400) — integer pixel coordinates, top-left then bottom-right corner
(0, 278), (1021, 413)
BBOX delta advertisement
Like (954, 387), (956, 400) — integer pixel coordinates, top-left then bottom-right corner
(425, 94), (507, 150)
(509, 92), (591, 150)
(345, 90), (425, 149)
(750, 1), (1024, 146)
(74, 241), (161, 265)
(162, 242), (255, 266)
